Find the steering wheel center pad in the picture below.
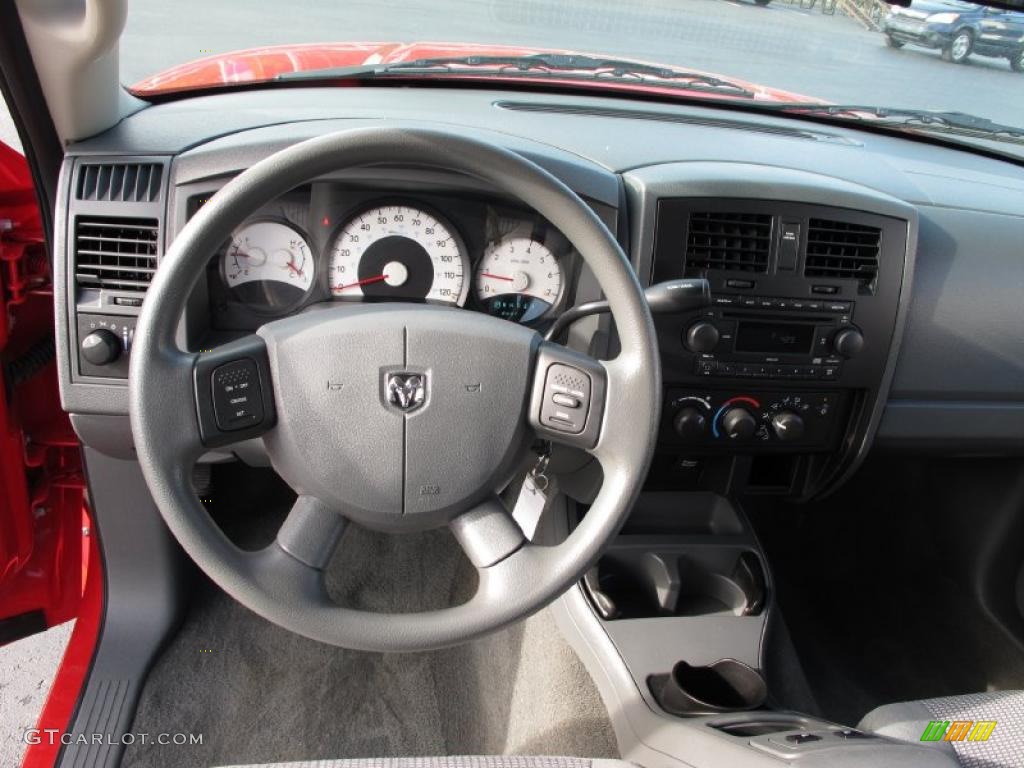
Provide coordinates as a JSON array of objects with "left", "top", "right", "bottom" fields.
[{"left": 261, "top": 303, "right": 537, "bottom": 531}]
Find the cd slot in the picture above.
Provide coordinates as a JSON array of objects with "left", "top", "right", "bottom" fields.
[{"left": 722, "top": 311, "right": 831, "bottom": 324}]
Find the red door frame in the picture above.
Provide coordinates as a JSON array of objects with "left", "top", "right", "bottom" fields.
[{"left": 0, "top": 140, "right": 101, "bottom": 767}]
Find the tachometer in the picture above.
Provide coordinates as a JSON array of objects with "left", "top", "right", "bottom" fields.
[
  {"left": 328, "top": 204, "right": 469, "bottom": 305},
  {"left": 221, "top": 220, "right": 314, "bottom": 313},
  {"left": 474, "top": 236, "right": 563, "bottom": 323}
]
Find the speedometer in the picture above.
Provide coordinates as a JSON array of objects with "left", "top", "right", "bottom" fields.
[{"left": 328, "top": 203, "right": 469, "bottom": 305}]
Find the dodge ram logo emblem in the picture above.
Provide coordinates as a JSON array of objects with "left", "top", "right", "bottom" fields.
[{"left": 386, "top": 373, "right": 426, "bottom": 412}]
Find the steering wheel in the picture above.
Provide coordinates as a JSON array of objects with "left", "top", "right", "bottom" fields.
[{"left": 129, "top": 127, "right": 660, "bottom": 651}]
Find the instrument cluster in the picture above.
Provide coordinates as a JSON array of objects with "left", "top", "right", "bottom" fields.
[{"left": 204, "top": 185, "right": 577, "bottom": 330}]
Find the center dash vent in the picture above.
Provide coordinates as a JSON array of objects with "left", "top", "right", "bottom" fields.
[
  {"left": 685, "top": 212, "right": 772, "bottom": 273},
  {"left": 804, "top": 218, "right": 881, "bottom": 291},
  {"left": 74, "top": 217, "right": 159, "bottom": 293},
  {"left": 76, "top": 162, "right": 163, "bottom": 203}
]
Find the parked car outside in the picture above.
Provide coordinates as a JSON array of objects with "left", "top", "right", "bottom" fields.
[{"left": 883, "top": 0, "right": 1024, "bottom": 70}]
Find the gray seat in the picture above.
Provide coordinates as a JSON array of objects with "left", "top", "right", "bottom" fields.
[
  {"left": 218, "top": 758, "right": 632, "bottom": 768},
  {"left": 860, "top": 690, "right": 1024, "bottom": 768}
]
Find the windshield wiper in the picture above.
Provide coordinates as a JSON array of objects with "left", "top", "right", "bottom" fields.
[
  {"left": 763, "top": 103, "right": 1024, "bottom": 141},
  {"left": 275, "top": 53, "right": 757, "bottom": 97}
]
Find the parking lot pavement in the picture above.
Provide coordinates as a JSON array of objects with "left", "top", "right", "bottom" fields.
[{"left": 0, "top": 621, "right": 74, "bottom": 767}]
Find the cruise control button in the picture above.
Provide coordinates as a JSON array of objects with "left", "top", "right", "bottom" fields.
[
  {"left": 211, "top": 359, "right": 264, "bottom": 431},
  {"left": 552, "top": 393, "right": 581, "bottom": 408},
  {"left": 540, "top": 364, "right": 591, "bottom": 434}
]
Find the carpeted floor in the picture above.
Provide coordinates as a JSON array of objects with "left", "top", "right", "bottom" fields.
[{"left": 123, "top": 467, "right": 617, "bottom": 768}]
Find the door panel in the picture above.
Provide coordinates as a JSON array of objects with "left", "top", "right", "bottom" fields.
[{"left": 0, "top": 139, "right": 87, "bottom": 646}]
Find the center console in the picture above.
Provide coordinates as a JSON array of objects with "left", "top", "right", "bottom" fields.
[
  {"left": 625, "top": 166, "right": 917, "bottom": 499},
  {"left": 546, "top": 165, "right": 933, "bottom": 768}
]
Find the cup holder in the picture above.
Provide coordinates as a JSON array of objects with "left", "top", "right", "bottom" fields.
[
  {"left": 583, "top": 548, "right": 766, "bottom": 620},
  {"left": 583, "top": 554, "right": 662, "bottom": 619},
  {"left": 675, "top": 556, "right": 749, "bottom": 616},
  {"left": 649, "top": 659, "right": 768, "bottom": 716}
]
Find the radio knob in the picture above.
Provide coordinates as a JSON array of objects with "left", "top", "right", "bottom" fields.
[
  {"left": 720, "top": 407, "right": 757, "bottom": 441},
  {"left": 674, "top": 407, "right": 708, "bottom": 440},
  {"left": 770, "top": 410, "right": 805, "bottom": 442},
  {"left": 833, "top": 327, "right": 864, "bottom": 359},
  {"left": 685, "top": 321, "right": 720, "bottom": 353},
  {"left": 80, "top": 328, "right": 121, "bottom": 366}
]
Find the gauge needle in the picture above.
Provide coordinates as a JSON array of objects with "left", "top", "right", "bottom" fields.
[
  {"left": 285, "top": 259, "right": 304, "bottom": 276},
  {"left": 334, "top": 274, "right": 390, "bottom": 291},
  {"left": 480, "top": 272, "right": 514, "bottom": 282}
]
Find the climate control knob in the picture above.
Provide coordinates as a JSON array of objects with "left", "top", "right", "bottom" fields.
[
  {"left": 720, "top": 407, "right": 757, "bottom": 441},
  {"left": 684, "top": 321, "right": 720, "bottom": 354},
  {"left": 80, "top": 329, "right": 121, "bottom": 366},
  {"left": 833, "top": 327, "right": 864, "bottom": 359},
  {"left": 673, "top": 407, "right": 708, "bottom": 440},
  {"left": 770, "top": 410, "right": 805, "bottom": 442}
]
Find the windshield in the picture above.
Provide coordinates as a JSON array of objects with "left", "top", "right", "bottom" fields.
[{"left": 122, "top": 0, "right": 1024, "bottom": 154}]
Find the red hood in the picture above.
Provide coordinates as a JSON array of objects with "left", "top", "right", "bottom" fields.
[{"left": 130, "top": 41, "right": 820, "bottom": 104}]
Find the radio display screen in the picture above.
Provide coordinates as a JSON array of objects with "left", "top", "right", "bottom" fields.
[{"left": 735, "top": 321, "right": 815, "bottom": 355}]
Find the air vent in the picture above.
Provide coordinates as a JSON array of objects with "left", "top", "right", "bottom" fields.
[
  {"left": 76, "top": 163, "right": 163, "bottom": 203},
  {"left": 685, "top": 212, "right": 772, "bottom": 273},
  {"left": 74, "top": 217, "right": 158, "bottom": 292},
  {"left": 805, "top": 218, "right": 881, "bottom": 291}
]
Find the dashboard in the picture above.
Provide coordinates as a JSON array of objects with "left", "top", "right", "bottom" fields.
[{"left": 53, "top": 86, "right": 1024, "bottom": 499}]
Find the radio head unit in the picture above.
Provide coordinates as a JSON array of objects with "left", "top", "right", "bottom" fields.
[{"left": 683, "top": 294, "right": 859, "bottom": 382}]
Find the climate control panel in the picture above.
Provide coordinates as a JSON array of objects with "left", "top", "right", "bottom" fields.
[{"left": 662, "top": 389, "right": 846, "bottom": 452}]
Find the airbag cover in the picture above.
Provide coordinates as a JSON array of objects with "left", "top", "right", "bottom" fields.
[{"left": 259, "top": 304, "right": 536, "bottom": 530}]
